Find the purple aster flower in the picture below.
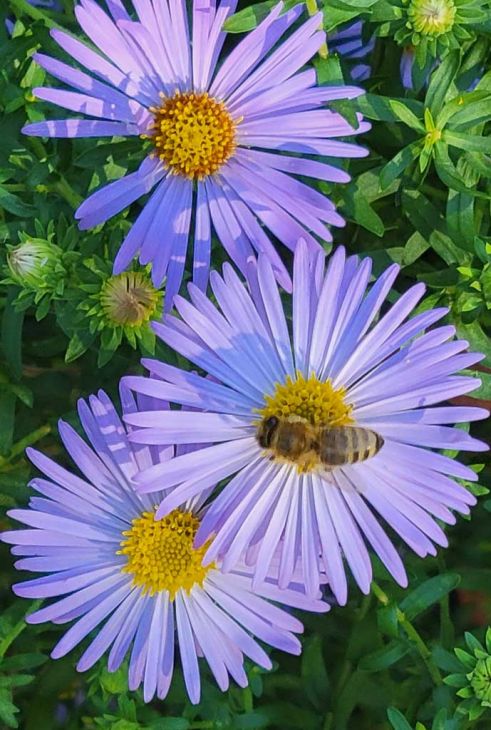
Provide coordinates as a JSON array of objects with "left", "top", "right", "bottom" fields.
[
  {"left": 1, "top": 387, "right": 327, "bottom": 704},
  {"left": 123, "top": 242, "right": 488, "bottom": 604},
  {"left": 22, "top": 0, "right": 369, "bottom": 303},
  {"left": 329, "top": 21, "right": 375, "bottom": 82}
]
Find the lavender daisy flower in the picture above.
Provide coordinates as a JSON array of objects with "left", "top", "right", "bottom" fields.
[
  {"left": 22, "top": 0, "right": 369, "bottom": 302},
  {"left": 124, "top": 242, "right": 488, "bottom": 603},
  {"left": 1, "top": 387, "right": 327, "bottom": 704}
]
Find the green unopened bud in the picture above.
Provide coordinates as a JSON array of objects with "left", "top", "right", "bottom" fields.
[
  {"left": 408, "top": 0, "right": 456, "bottom": 36},
  {"left": 470, "top": 656, "right": 491, "bottom": 707},
  {"left": 7, "top": 239, "right": 63, "bottom": 290}
]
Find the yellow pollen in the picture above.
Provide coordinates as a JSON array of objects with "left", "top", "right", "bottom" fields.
[
  {"left": 149, "top": 91, "right": 237, "bottom": 180},
  {"left": 118, "top": 509, "right": 212, "bottom": 598},
  {"left": 257, "top": 372, "right": 353, "bottom": 428}
]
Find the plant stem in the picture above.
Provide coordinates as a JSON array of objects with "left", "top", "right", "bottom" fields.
[
  {"left": 0, "top": 600, "right": 42, "bottom": 659},
  {"left": 0, "top": 424, "right": 51, "bottom": 468},
  {"left": 53, "top": 176, "right": 84, "bottom": 209},
  {"left": 372, "top": 583, "right": 443, "bottom": 686}
]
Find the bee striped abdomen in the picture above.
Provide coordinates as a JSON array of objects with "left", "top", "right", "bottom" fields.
[{"left": 319, "top": 427, "right": 384, "bottom": 467}]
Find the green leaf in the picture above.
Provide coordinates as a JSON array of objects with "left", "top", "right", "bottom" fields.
[
  {"left": 234, "top": 713, "right": 270, "bottom": 729},
  {"left": 301, "top": 635, "right": 330, "bottom": 710},
  {"left": 389, "top": 100, "right": 425, "bottom": 131},
  {"left": 65, "top": 331, "right": 92, "bottom": 362},
  {"left": 151, "top": 719, "right": 191, "bottom": 730},
  {"left": 443, "top": 673, "right": 467, "bottom": 687},
  {"left": 425, "top": 51, "right": 460, "bottom": 117},
  {"left": 437, "top": 91, "right": 491, "bottom": 129},
  {"left": 357, "top": 94, "right": 423, "bottom": 122},
  {"left": 380, "top": 142, "right": 421, "bottom": 189},
  {"left": 358, "top": 641, "right": 409, "bottom": 671},
  {"left": 443, "top": 129, "right": 491, "bottom": 154},
  {"left": 387, "top": 707, "right": 413, "bottom": 730},
  {"left": 455, "top": 320, "right": 491, "bottom": 366},
  {"left": 434, "top": 143, "right": 489, "bottom": 198},
  {"left": 223, "top": 0, "right": 299, "bottom": 32},
  {"left": 1, "top": 289, "right": 24, "bottom": 380},
  {"left": 399, "top": 574, "right": 460, "bottom": 621},
  {"left": 0, "top": 688, "right": 18, "bottom": 729},
  {"left": 0, "top": 390, "right": 16, "bottom": 456},
  {"left": 0, "top": 186, "right": 35, "bottom": 217}
]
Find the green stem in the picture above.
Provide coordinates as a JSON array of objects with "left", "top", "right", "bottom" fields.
[
  {"left": 53, "top": 176, "right": 84, "bottom": 210},
  {"left": 0, "top": 600, "right": 42, "bottom": 660},
  {"left": 305, "top": 0, "right": 328, "bottom": 58},
  {"left": 8, "top": 0, "right": 64, "bottom": 29},
  {"left": 372, "top": 583, "right": 442, "bottom": 686},
  {"left": 242, "top": 686, "right": 253, "bottom": 713},
  {"left": 0, "top": 424, "right": 51, "bottom": 468}
]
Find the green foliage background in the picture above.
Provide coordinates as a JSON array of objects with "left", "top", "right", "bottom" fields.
[{"left": 0, "top": 0, "right": 490, "bottom": 728}]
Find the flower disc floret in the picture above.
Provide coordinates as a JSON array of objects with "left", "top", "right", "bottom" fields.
[
  {"left": 258, "top": 372, "right": 352, "bottom": 427},
  {"left": 408, "top": 0, "right": 456, "bottom": 36},
  {"left": 149, "top": 91, "right": 237, "bottom": 180},
  {"left": 120, "top": 508, "right": 210, "bottom": 598}
]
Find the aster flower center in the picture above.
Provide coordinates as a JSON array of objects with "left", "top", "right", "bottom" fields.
[
  {"left": 256, "top": 373, "right": 353, "bottom": 472},
  {"left": 408, "top": 0, "right": 456, "bottom": 36},
  {"left": 119, "top": 509, "right": 211, "bottom": 598},
  {"left": 149, "top": 91, "right": 237, "bottom": 180},
  {"left": 100, "top": 272, "right": 160, "bottom": 327}
]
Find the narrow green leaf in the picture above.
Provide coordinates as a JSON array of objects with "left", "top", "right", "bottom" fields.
[
  {"left": 223, "top": 0, "right": 299, "bottom": 32},
  {"left": 400, "top": 573, "right": 460, "bottom": 621},
  {"left": 426, "top": 51, "right": 460, "bottom": 117},
  {"left": 358, "top": 641, "right": 409, "bottom": 671},
  {"left": 389, "top": 100, "right": 425, "bottom": 131},
  {"left": 380, "top": 142, "right": 421, "bottom": 189},
  {"left": 444, "top": 130, "right": 491, "bottom": 154},
  {"left": 387, "top": 707, "right": 413, "bottom": 730}
]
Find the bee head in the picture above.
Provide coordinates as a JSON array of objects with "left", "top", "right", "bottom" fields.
[{"left": 257, "top": 416, "right": 279, "bottom": 448}]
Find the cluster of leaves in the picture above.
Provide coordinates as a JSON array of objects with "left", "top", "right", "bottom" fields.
[{"left": 0, "top": 0, "right": 490, "bottom": 728}]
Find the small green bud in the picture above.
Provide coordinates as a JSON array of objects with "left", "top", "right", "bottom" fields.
[
  {"left": 408, "top": 0, "right": 456, "bottom": 37},
  {"left": 470, "top": 656, "right": 491, "bottom": 707},
  {"left": 7, "top": 239, "right": 63, "bottom": 290}
]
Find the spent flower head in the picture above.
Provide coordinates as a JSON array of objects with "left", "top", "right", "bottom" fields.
[
  {"left": 72, "top": 259, "right": 163, "bottom": 366},
  {"left": 444, "top": 628, "right": 491, "bottom": 721}
]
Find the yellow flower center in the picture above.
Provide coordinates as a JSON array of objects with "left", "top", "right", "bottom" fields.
[
  {"left": 258, "top": 372, "right": 352, "bottom": 427},
  {"left": 256, "top": 373, "right": 353, "bottom": 473},
  {"left": 149, "top": 91, "right": 237, "bottom": 180},
  {"left": 408, "top": 0, "right": 456, "bottom": 36},
  {"left": 119, "top": 509, "right": 212, "bottom": 598},
  {"left": 100, "top": 272, "right": 160, "bottom": 328}
]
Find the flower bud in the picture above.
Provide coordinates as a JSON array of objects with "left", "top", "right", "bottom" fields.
[{"left": 7, "top": 240, "right": 63, "bottom": 290}]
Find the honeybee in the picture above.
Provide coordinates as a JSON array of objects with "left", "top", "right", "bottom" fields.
[{"left": 256, "top": 415, "right": 384, "bottom": 470}]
